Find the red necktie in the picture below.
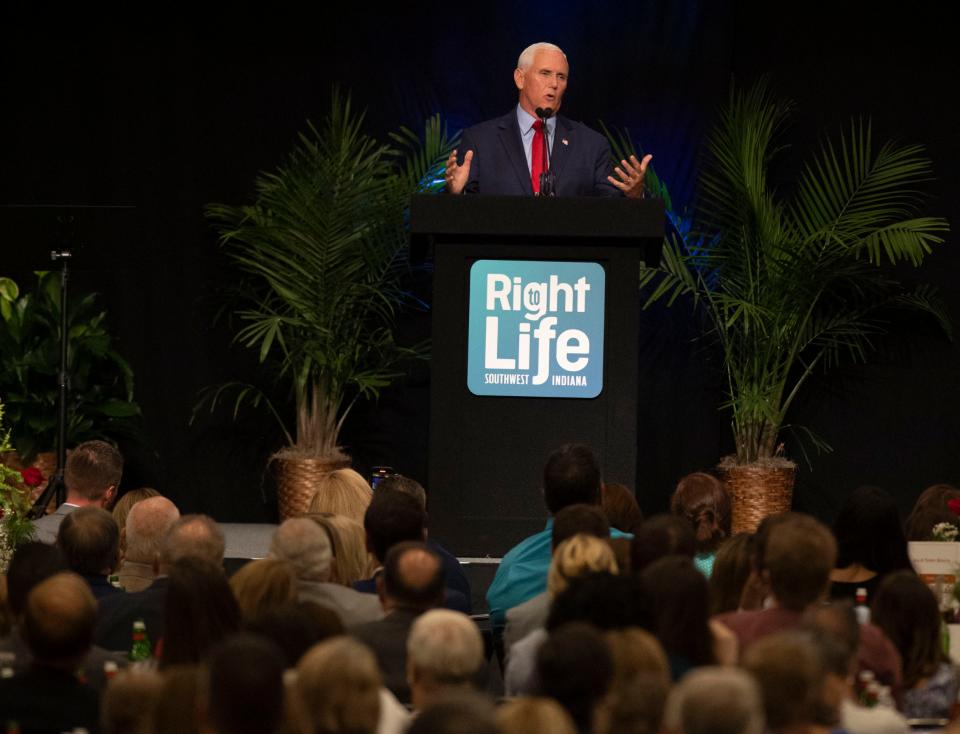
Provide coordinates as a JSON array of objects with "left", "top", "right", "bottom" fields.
[{"left": 531, "top": 119, "right": 547, "bottom": 195}]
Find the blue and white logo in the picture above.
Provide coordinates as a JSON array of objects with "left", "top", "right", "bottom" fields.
[{"left": 467, "top": 260, "right": 605, "bottom": 398}]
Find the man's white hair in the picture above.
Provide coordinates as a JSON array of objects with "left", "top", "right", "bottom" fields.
[
  {"left": 125, "top": 496, "right": 180, "bottom": 564},
  {"left": 269, "top": 518, "right": 331, "bottom": 584},
  {"left": 663, "top": 666, "right": 765, "bottom": 734},
  {"left": 407, "top": 609, "right": 484, "bottom": 684},
  {"left": 517, "top": 42, "right": 567, "bottom": 71}
]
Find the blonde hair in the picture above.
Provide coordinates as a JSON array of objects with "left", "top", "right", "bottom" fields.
[
  {"left": 101, "top": 669, "right": 163, "bottom": 734},
  {"left": 498, "top": 697, "right": 577, "bottom": 734},
  {"left": 605, "top": 628, "right": 671, "bottom": 734},
  {"left": 547, "top": 533, "right": 618, "bottom": 597},
  {"left": 308, "top": 469, "right": 373, "bottom": 524},
  {"left": 112, "top": 487, "right": 160, "bottom": 529},
  {"left": 308, "top": 513, "right": 376, "bottom": 586},
  {"left": 229, "top": 558, "right": 298, "bottom": 619},
  {"left": 296, "top": 637, "right": 381, "bottom": 734}
]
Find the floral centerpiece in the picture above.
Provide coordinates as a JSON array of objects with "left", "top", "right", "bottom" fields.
[{"left": 0, "top": 399, "right": 36, "bottom": 571}]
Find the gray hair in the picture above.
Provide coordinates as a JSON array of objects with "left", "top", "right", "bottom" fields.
[
  {"left": 159, "top": 514, "right": 225, "bottom": 567},
  {"left": 663, "top": 666, "right": 764, "bottom": 734},
  {"left": 125, "top": 496, "right": 180, "bottom": 564},
  {"left": 406, "top": 609, "right": 484, "bottom": 684},
  {"left": 269, "top": 518, "right": 332, "bottom": 584},
  {"left": 517, "top": 42, "right": 567, "bottom": 71}
]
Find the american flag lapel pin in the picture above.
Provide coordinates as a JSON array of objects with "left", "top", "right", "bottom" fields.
[{"left": 562, "top": 138, "right": 569, "bottom": 146}]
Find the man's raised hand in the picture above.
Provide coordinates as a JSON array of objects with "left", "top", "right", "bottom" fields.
[
  {"left": 445, "top": 149, "right": 474, "bottom": 195},
  {"left": 607, "top": 153, "right": 653, "bottom": 199}
]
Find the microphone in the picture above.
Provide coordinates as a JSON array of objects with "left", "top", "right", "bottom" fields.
[
  {"left": 534, "top": 108, "right": 555, "bottom": 196},
  {"left": 534, "top": 107, "right": 554, "bottom": 119}
]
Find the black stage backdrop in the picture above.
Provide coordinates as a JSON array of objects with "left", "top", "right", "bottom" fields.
[{"left": 1, "top": 4, "right": 957, "bottom": 549}]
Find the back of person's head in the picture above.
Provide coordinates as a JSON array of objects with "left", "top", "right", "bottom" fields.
[
  {"left": 207, "top": 635, "right": 287, "bottom": 734},
  {"left": 296, "top": 636, "right": 381, "bottom": 734},
  {"left": 407, "top": 609, "right": 484, "bottom": 687},
  {"left": 543, "top": 444, "right": 602, "bottom": 514},
  {"left": 537, "top": 622, "right": 613, "bottom": 732},
  {"left": 308, "top": 468, "right": 373, "bottom": 524},
  {"left": 229, "top": 558, "right": 298, "bottom": 620},
  {"left": 151, "top": 664, "right": 204, "bottom": 734},
  {"left": 243, "top": 601, "right": 344, "bottom": 668},
  {"left": 547, "top": 533, "right": 618, "bottom": 597},
  {"left": 905, "top": 504, "right": 960, "bottom": 541},
  {"left": 5, "top": 541, "right": 67, "bottom": 618},
  {"left": 833, "top": 485, "right": 912, "bottom": 575},
  {"left": 125, "top": 495, "right": 180, "bottom": 565},
  {"left": 551, "top": 503, "right": 610, "bottom": 550},
  {"left": 377, "top": 474, "right": 428, "bottom": 510},
  {"left": 101, "top": 669, "right": 163, "bottom": 734},
  {"left": 22, "top": 571, "right": 97, "bottom": 667},
  {"left": 159, "top": 514, "right": 225, "bottom": 567},
  {"left": 670, "top": 472, "right": 731, "bottom": 555},
  {"left": 605, "top": 628, "right": 671, "bottom": 734},
  {"left": 382, "top": 541, "right": 444, "bottom": 610},
  {"left": 601, "top": 482, "right": 644, "bottom": 535},
  {"left": 871, "top": 569, "right": 943, "bottom": 688},
  {"left": 641, "top": 555, "right": 715, "bottom": 668},
  {"left": 64, "top": 439, "right": 124, "bottom": 502},
  {"left": 364, "top": 490, "right": 426, "bottom": 563},
  {"left": 741, "top": 631, "right": 825, "bottom": 732},
  {"left": 407, "top": 692, "right": 500, "bottom": 734},
  {"left": 800, "top": 606, "right": 860, "bottom": 726},
  {"left": 112, "top": 487, "right": 161, "bottom": 529},
  {"left": 764, "top": 513, "right": 836, "bottom": 610},
  {"left": 270, "top": 517, "right": 332, "bottom": 583},
  {"left": 709, "top": 533, "right": 754, "bottom": 615},
  {"left": 308, "top": 513, "right": 372, "bottom": 586},
  {"left": 497, "top": 697, "right": 577, "bottom": 734},
  {"left": 663, "top": 666, "right": 765, "bottom": 734},
  {"left": 631, "top": 513, "right": 696, "bottom": 572},
  {"left": 161, "top": 556, "right": 240, "bottom": 669},
  {"left": 57, "top": 505, "right": 120, "bottom": 575},
  {"left": 547, "top": 572, "right": 649, "bottom": 632},
  {"left": 910, "top": 482, "right": 960, "bottom": 514}
]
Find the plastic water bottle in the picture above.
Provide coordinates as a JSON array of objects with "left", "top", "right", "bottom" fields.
[{"left": 855, "top": 587, "right": 870, "bottom": 624}]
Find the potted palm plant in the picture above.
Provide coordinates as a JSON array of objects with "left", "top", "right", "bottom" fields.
[
  {"left": 204, "top": 91, "right": 455, "bottom": 518},
  {"left": 633, "top": 80, "right": 949, "bottom": 531}
]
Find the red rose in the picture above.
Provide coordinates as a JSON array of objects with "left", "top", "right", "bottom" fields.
[
  {"left": 948, "top": 499, "right": 960, "bottom": 516},
  {"left": 20, "top": 466, "right": 44, "bottom": 487}
]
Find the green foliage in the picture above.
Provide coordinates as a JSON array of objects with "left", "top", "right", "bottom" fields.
[
  {"left": 0, "top": 399, "right": 35, "bottom": 551},
  {"left": 636, "top": 79, "right": 950, "bottom": 464},
  {"left": 0, "top": 272, "right": 141, "bottom": 462},
  {"left": 204, "top": 90, "right": 457, "bottom": 458}
]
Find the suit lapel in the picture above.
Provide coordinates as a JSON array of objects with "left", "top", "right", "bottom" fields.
[
  {"left": 549, "top": 116, "right": 573, "bottom": 189},
  {"left": 497, "top": 112, "right": 533, "bottom": 195}
]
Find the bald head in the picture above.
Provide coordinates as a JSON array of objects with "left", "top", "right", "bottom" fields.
[
  {"left": 270, "top": 518, "right": 332, "bottom": 583},
  {"left": 23, "top": 572, "right": 97, "bottom": 668},
  {"left": 159, "top": 514, "right": 225, "bottom": 569},
  {"left": 126, "top": 496, "right": 180, "bottom": 564},
  {"left": 383, "top": 541, "right": 444, "bottom": 611}
]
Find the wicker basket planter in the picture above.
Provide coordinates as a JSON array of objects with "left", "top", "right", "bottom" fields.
[
  {"left": 272, "top": 451, "right": 351, "bottom": 521},
  {"left": 718, "top": 457, "right": 796, "bottom": 534}
]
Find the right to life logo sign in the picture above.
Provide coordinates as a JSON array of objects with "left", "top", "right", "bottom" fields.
[{"left": 466, "top": 260, "right": 605, "bottom": 398}]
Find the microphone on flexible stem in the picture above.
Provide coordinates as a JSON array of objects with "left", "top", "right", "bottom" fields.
[{"left": 534, "top": 107, "right": 555, "bottom": 197}]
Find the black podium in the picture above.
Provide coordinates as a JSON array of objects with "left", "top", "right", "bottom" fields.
[{"left": 411, "top": 195, "right": 664, "bottom": 557}]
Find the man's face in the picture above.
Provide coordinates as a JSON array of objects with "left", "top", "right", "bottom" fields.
[{"left": 514, "top": 49, "right": 569, "bottom": 116}]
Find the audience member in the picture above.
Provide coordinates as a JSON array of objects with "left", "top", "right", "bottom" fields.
[
  {"left": 308, "top": 512, "right": 376, "bottom": 585},
  {"left": 295, "top": 637, "right": 382, "bottom": 734},
  {"left": 407, "top": 692, "right": 500, "bottom": 734},
  {"left": 0, "top": 572, "right": 101, "bottom": 732},
  {"left": 243, "top": 601, "right": 344, "bottom": 667},
  {"left": 269, "top": 517, "right": 383, "bottom": 626},
  {"left": 670, "top": 471, "right": 732, "bottom": 577},
  {"left": 872, "top": 570, "right": 958, "bottom": 720},
  {"left": 228, "top": 557, "right": 298, "bottom": 619},
  {"left": 406, "top": 608, "right": 485, "bottom": 710},
  {"left": 906, "top": 483, "right": 960, "bottom": 540},
  {"left": 34, "top": 439, "right": 123, "bottom": 543},
  {"left": 101, "top": 668, "right": 163, "bottom": 734},
  {"left": 118, "top": 495, "right": 180, "bottom": 592},
  {"left": 151, "top": 664, "right": 204, "bottom": 734},
  {"left": 601, "top": 482, "right": 644, "bottom": 535},
  {"left": 662, "top": 666, "right": 765, "bottom": 734},
  {"left": 160, "top": 556, "right": 240, "bottom": 668},
  {"left": 630, "top": 513, "right": 696, "bottom": 573},
  {"left": 378, "top": 473, "right": 472, "bottom": 609},
  {"left": 605, "top": 628, "right": 672, "bottom": 734},
  {"left": 97, "top": 513, "right": 226, "bottom": 651},
  {"left": 204, "top": 635, "right": 287, "bottom": 734},
  {"left": 497, "top": 696, "right": 577, "bottom": 734},
  {"left": 308, "top": 467, "right": 373, "bottom": 523},
  {"left": 537, "top": 622, "right": 613, "bottom": 733},
  {"left": 111, "top": 486, "right": 161, "bottom": 530},
  {"left": 709, "top": 533, "right": 754, "bottom": 615},
  {"left": 830, "top": 486, "right": 913, "bottom": 602},
  {"left": 56, "top": 505, "right": 123, "bottom": 599},
  {"left": 487, "top": 443, "right": 630, "bottom": 627},
  {"left": 351, "top": 541, "right": 446, "bottom": 703}
]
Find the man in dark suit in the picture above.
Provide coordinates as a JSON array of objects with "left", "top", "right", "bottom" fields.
[
  {"left": 350, "top": 541, "right": 446, "bottom": 704},
  {"left": 444, "top": 42, "right": 651, "bottom": 198}
]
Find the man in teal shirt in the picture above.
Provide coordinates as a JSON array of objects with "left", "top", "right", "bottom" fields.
[{"left": 485, "top": 444, "right": 631, "bottom": 627}]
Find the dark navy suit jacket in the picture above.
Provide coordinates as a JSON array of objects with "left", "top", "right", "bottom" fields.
[{"left": 457, "top": 110, "right": 620, "bottom": 198}]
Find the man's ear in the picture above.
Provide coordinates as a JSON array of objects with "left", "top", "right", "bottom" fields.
[
  {"left": 376, "top": 572, "right": 387, "bottom": 606},
  {"left": 514, "top": 67, "right": 525, "bottom": 91},
  {"left": 119, "top": 527, "right": 127, "bottom": 555},
  {"left": 101, "top": 485, "right": 117, "bottom": 508}
]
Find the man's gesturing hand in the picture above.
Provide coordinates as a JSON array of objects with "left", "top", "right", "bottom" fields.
[
  {"left": 445, "top": 149, "right": 474, "bottom": 195},
  {"left": 607, "top": 153, "right": 653, "bottom": 199}
]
